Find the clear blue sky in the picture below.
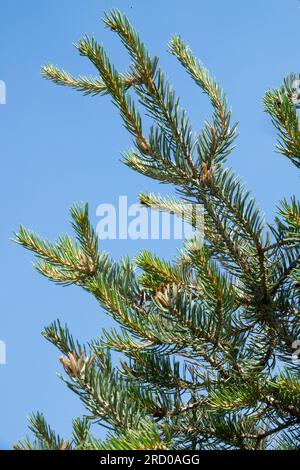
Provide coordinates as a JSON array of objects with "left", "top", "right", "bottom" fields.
[{"left": 1, "top": 0, "right": 299, "bottom": 449}]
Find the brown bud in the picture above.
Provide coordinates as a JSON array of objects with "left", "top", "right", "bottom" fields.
[
  {"left": 59, "top": 351, "right": 86, "bottom": 378},
  {"left": 78, "top": 252, "right": 97, "bottom": 276},
  {"left": 275, "top": 96, "right": 281, "bottom": 107},
  {"left": 59, "top": 440, "right": 72, "bottom": 451},
  {"left": 200, "top": 162, "right": 214, "bottom": 187},
  {"left": 13, "top": 443, "right": 23, "bottom": 451},
  {"left": 138, "top": 136, "right": 151, "bottom": 154},
  {"left": 152, "top": 406, "right": 167, "bottom": 418},
  {"left": 155, "top": 291, "right": 170, "bottom": 309}
]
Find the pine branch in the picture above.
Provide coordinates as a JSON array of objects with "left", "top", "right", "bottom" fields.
[
  {"left": 263, "top": 75, "right": 300, "bottom": 169},
  {"left": 169, "top": 35, "right": 238, "bottom": 166},
  {"left": 15, "top": 9, "right": 300, "bottom": 450},
  {"left": 42, "top": 64, "right": 137, "bottom": 96}
]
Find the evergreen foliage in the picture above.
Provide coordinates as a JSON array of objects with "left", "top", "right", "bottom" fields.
[{"left": 15, "top": 11, "right": 300, "bottom": 450}]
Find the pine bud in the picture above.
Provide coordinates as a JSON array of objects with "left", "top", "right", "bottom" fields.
[
  {"left": 155, "top": 291, "right": 170, "bottom": 309},
  {"left": 152, "top": 406, "right": 167, "bottom": 418},
  {"left": 59, "top": 441, "right": 72, "bottom": 450},
  {"left": 200, "top": 162, "right": 214, "bottom": 187},
  {"left": 59, "top": 351, "right": 86, "bottom": 378},
  {"left": 275, "top": 96, "right": 281, "bottom": 108},
  {"left": 138, "top": 136, "right": 151, "bottom": 154}
]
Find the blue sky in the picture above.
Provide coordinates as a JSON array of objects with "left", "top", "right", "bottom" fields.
[{"left": 1, "top": 0, "right": 299, "bottom": 449}]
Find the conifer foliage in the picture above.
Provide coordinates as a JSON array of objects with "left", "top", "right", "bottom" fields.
[{"left": 15, "top": 11, "right": 300, "bottom": 450}]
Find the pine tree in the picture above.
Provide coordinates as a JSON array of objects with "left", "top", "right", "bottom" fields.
[{"left": 14, "top": 11, "right": 300, "bottom": 450}]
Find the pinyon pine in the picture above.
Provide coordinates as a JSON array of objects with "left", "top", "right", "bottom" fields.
[{"left": 14, "top": 11, "right": 300, "bottom": 450}]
